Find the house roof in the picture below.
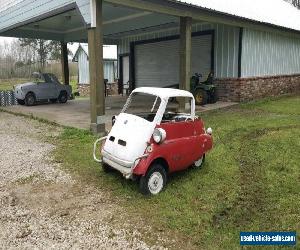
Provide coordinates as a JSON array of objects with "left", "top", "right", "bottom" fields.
[
  {"left": 73, "top": 44, "right": 117, "bottom": 62},
  {"left": 172, "top": 0, "right": 300, "bottom": 32}
]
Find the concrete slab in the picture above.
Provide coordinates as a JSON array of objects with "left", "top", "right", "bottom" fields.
[{"left": 1, "top": 96, "right": 237, "bottom": 130}]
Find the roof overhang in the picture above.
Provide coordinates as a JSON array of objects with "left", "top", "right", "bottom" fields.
[{"left": 0, "top": 0, "right": 299, "bottom": 43}]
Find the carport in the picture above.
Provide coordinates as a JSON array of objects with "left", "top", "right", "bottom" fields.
[
  {"left": 0, "top": 0, "right": 199, "bottom": 134},
  {"left": 2, "top": 0, "right": 295, "bottom": 134},
  {"left": 0, "top": 0, "right": 209, "bottom": 134}
]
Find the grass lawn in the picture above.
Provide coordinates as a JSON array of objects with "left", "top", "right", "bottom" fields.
[
  {"left": 0, "top": 78, "right": 30, "bottom": 91},
  {"left": 0, "top": 77, "right": 78, "bottom": 93},
  {"left": 53, "top": 95, "right": 300, "bottom": 249}
]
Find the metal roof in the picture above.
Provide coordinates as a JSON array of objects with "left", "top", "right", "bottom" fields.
[
  {"left": 0, "top": 0, "right": 299, "bottom": 42},
  {"left": 171, "top": 0, "right": 300, "bottom": 32}
]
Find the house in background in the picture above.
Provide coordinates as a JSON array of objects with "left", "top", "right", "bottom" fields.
[{"left": 73, "top": 44, "right": 117, "bottom": 95}]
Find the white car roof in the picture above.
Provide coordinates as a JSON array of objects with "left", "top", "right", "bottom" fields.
[{"left": 132, "top": 87, "right": 194, "bottom": 99}]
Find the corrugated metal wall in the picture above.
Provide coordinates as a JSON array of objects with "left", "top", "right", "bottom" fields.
[
  {"left": 78, "top": 49, "right": 89, "bottom": 84},
  {"left": 0, "top": 0, "right": 90, "bottom": 31},
  {"left": 0, "top": 0, "right": 71, "bottom": 31},
  {"left": 77, "top": 49, "right": 116, "bottom": 84},
  {"left": 118, "top": 23, "right": 240, "bottom": 78},
  {"left": 242, "top": 28, "right": 300, "bottom": 77},
  {"left": 103, "top": 61, "right": 117, "bottom": 83}
]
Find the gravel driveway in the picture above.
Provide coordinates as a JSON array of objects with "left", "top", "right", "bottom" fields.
[{"left": 0, "top": 112, "right": 168, "bottom": 250}]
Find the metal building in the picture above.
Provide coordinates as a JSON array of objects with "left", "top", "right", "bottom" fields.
[
  {"left": 72, "top": 44, "right": 117, "bottom": 84},
  {"left": 0, "top": 0, "right": 299, "bottom": 134}
]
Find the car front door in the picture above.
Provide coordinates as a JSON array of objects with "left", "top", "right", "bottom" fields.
[
  {"left": 35, "top": 82, "right": 56, "bottom": 99},
  {"left": 159, "top": 121, "right": 198, "bottom": 171}
]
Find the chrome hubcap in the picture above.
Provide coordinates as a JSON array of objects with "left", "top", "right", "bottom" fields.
[
  {"left": 28, "top": 96, "right": 34, "bottom": 105},
  {"left": 148, "top": 172, "right": 163, "bottom": 195}
]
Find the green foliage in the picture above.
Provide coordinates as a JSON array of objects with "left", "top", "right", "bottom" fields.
[
  {"left": 18, "top": 39, "right": 73, "bottom": 69},
  {"left": 53, "top": 95, "right": 300, "bottom": 249}
]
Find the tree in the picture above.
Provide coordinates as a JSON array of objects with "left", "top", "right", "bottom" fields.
[
  {"left": 19, "top": 39, "right": 73, "bottom": 70},
  {"left": 48, "top": 41, "right": 73, "bottom": 61},
  {"left": 19, "top": 39, "right": 58, "bottom": 70}
]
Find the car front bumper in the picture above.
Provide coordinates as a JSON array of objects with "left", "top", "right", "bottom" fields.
[
  {"left": 14, "top": 89, "right": 25, "bottom": 100},
  {"left": 102, "top": 149, "right": 148, "bottom": 179},
  {"left": 93, "top": 137, "right": 148, "bottom": 179}
]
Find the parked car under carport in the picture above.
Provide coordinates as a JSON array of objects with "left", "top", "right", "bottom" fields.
[{"left": 14, "top": 73, "right": 72, "bottom": 106}]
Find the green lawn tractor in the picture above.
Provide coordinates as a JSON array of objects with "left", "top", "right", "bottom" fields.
[{"left": 191, "top": 72, "right": 218, "bottom": 105}]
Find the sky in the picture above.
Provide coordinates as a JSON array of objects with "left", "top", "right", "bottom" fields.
[
  {"left": 0, "top": 36, "right": 80, "bottom": 55},
  {"left": 0, "top": 36, "right": 118, "bottom": 59}
]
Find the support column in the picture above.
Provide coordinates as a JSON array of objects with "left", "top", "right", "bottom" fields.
[
  {"left": 88, "top": 0, "right": 105, "bottom": 135},
  {"left": 60, "top": 41, "right": 69, "bottom": 85},
  {"left": 179, "top": 16, "right": 192, "bottom": 110}
]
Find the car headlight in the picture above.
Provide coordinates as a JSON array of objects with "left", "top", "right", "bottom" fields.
[
  {"left": 206, "top": 127, "right": 213, "bottom": 135},
  {"left": 153, "top": 128, "right": 166, "bottom": 144}
]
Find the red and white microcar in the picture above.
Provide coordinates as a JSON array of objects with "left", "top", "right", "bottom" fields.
[{"left": 94, "top": 87, "right": 213, "bottom": 195}]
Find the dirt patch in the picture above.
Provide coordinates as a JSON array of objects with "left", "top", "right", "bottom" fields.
[{"left": 0, "top": 112, "right": 168, "bottom": 249}]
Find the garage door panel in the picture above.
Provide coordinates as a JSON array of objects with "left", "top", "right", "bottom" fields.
[
  {"left": 135, "top": 34, "right": 212, "bottom": 88},
  {"left": 135, "top": 40, "right": 180, "bottom": 87},
  {"left": 191, "top": 36, "right": 212, "bottom": 79}
]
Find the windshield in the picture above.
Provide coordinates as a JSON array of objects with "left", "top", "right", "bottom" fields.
[
  {"left": 31, "top": 73, "right": 45, "bottom": 83},
  {"left": 43, "top": 74, "right": 60, "bottom": 83},
  {"left": 122, "top": 93, "right": 161, "bottom": 122}
]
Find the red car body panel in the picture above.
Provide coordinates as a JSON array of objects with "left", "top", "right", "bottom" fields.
[{"left": 133, "top": 118, "right": 213, "bottom": 176}]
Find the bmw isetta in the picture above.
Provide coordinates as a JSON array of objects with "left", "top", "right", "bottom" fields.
[{"left": 93, "top": 87, "right": 213, "bottom": 195}]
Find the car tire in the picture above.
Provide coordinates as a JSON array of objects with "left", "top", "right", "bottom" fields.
[
  {"left": 102, "top": 163, "right": 113, "bottom": 173},
  {"left": 193, "top": 154, "right": 205, "bottom": 168},
  {"left": 50, "top": 98, "right": 57, "bottom": 103},
  {"left": 194, "top": 89, "right": 208, "bottom": 105},
  {"left": 139, "top": 164, "right": 167, "bottom": 195},
  {"left": 58, "top": 91, "right": 68, "bottom": 104},
  {"left": 24, "top": 93, "right": 36, "bottom": 106},
  {"left": 17, "top": 99, "right": 25, "bottom": 105}
]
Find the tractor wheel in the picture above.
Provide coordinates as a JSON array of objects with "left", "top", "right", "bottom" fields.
[
  {"left": 194, "top": 89, "right": 208, "bottom": 105},
  {"left": 139, "top": 164, "right": 167, "bottom": 195}
]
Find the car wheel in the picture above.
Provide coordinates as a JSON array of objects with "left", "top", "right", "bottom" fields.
[
  {"left": 194, "top": 89, "right": 208, "bottom": 105},
  {"left": 139, "top": 164, "right": 167, "bottom": 195},
  {"left": 17, "top": 99, "right": 25, "bottom": 105},
  {"left": 194, "top": 154, "right": 205, "bottom": 168},
  {"left": 50, "top": 98, "right": 57, "bottom": 103},
  {"left": 25, "top": 93, "right": 36, "bottom": 106},
  {"left": 102, "top": 163, "right": 113, "bottom": 173},
  {"left": 58, "top": 91, "right": 68, "bottom": 103}
]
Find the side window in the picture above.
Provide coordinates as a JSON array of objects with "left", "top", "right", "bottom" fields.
[
  {"left": 164, "top": 97, "right": 192, "bottom": 116},
  {"left": 31, "top": 74, "right": 46, "bottom": 84},
  {"left": 162, "top": 97, "right": 193, "bottom": 123}
]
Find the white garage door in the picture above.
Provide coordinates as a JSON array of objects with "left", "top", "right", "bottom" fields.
[{"left": 135, "top": 34, "right": 212, "bottom": 88}]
